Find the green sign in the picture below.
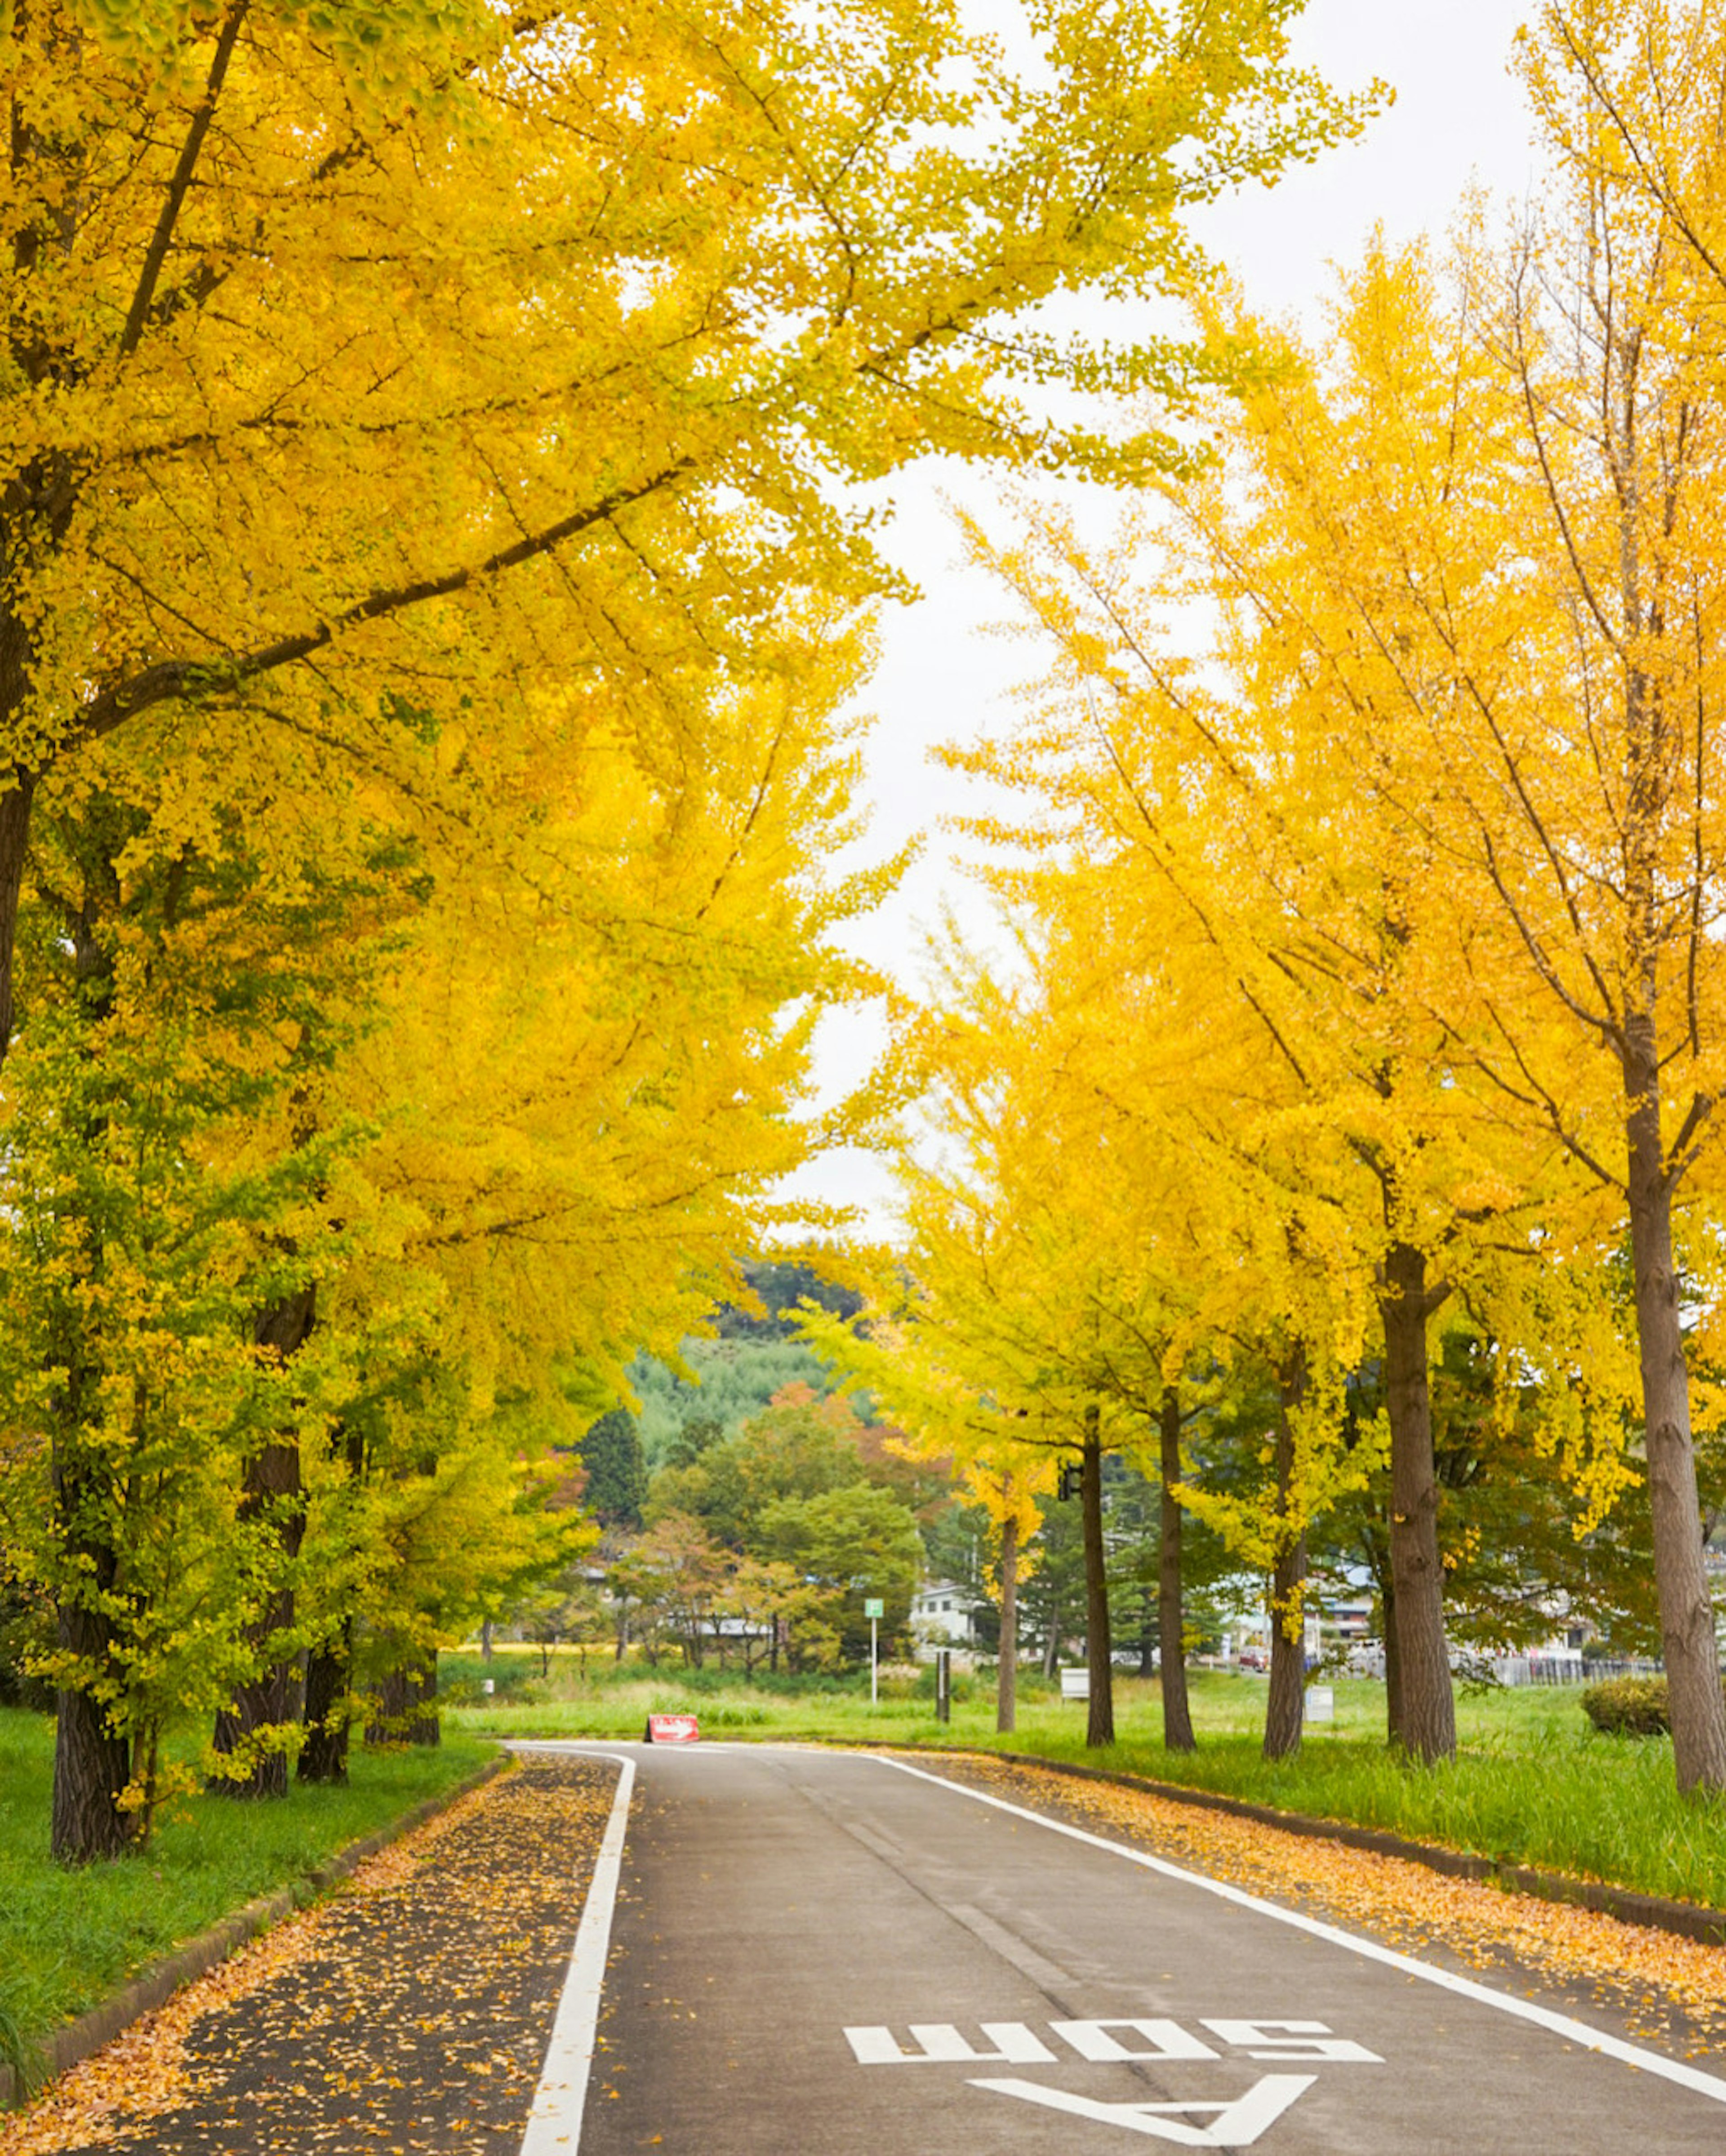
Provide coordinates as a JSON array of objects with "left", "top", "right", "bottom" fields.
[{"left": 863, "top": 1597, "right": 885, "bottom": 1619}]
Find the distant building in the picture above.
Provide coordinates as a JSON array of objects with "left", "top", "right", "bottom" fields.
[{"left": 911, "top": 1579, "right": 979, "bottom": 1650}]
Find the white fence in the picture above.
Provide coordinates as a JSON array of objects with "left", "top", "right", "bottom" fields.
[{"left": 1489, "top": 1653, "right": 1662, "bottom": 1687}]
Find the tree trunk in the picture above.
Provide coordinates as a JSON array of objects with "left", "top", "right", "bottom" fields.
[
  {"left": 45, "top": 842, "right": 133, "bottom": 1863},
  {"left": 1263, "top": 1360, "right": 1307, "bottom": 1763},
  {"left": 480, "top": 1618, "right": 493, "bottom": 1662},
  {"left": 298, "top": 1619, "right": 353, "bottom": 1785},
  {"left": 49, "top": 1488, "right": 133, "bottom": 1867},
  {"left": 49, "top": 1434, "right": 134, "bottom": 1864},
  {"left": 1624, "top": 1023, "right": 1726, "bottom": 1791},
  {"left": 366, "top": 1654, "right": 440, "bottom": 1747},
  {"left": 299, "top": 1425, "right": 363, "bottom": 1784},
  {"left": 212, "top": 1438, "right": 306, "bottom": 1798},
  {"left": 996, "top": 1511, "right": 1018, "bottom": 1736},
  {"left": 1081, "top": 1407, "right": 1114, "bottom": 1748},
  {"left": 51, "top": 1678, "right": 133, "bottom": 1866},
  {"left": 0, "top": 771, "right": 36, "bottom": 1065},
  {"left": 1379, "top": 1240, "right": 1455, "bottom": 1763},
  {"left": 406, "top": 1654, "right": 440, "bottom": 1745},
  {"left": 1041, "top": 1612, "right": 1060, "bottom": 1681},
  {"left": 1157, "top": 1387, "right": 1196, "bottom": 1753},
  {"left": 214, "top": 1286, "right": 317, "bottom": 1796}
]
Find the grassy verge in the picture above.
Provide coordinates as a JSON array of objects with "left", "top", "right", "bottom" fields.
[
  {"left": 0, "top": 1709, "right": 495, "bottom": 2062},
  {"left": 445, "top": 1649, "right": 1726, "bottom": 1912}
]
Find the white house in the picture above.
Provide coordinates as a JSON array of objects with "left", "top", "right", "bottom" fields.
[{"left": 911, "top": 1579, "right": 979, "bottom": 1650}]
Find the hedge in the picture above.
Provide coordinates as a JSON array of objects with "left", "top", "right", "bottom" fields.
[{"left": 1578, "top": 1674, "right": 1726, "bottom": 1737}]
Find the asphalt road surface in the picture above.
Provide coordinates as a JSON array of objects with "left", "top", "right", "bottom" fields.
[{"left": 532, "top": 1739, "right": 1726, "bottom": 2156}]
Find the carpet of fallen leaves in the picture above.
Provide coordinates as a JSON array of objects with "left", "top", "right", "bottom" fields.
[
  {"left": 915, "top": 1754, "right": 1726, "bottom": 2063},
  {"left": 0, "top": 1756, "right": 617, "bottom": 2156}
]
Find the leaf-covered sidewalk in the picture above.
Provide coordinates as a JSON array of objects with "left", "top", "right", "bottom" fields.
[{"left": 0, "top": 1756, "right": 616, "bottom": 2156}]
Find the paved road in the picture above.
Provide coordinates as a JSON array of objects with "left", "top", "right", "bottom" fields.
[{"left": 551, "top": 1741, "right": 1726, "bottom": 2155}]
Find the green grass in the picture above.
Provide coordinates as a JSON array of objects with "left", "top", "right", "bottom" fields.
[
  {"left": 446, "top": 1649, "right": 1726, "bottom": 1912},
  {"left": 0, "top": 1710, "right": 495, "bottom": 2069}
]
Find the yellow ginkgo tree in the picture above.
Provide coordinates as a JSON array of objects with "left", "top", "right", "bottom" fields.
[{"left": 0, "top": 0, "right": 1367, "bottom": 1061}]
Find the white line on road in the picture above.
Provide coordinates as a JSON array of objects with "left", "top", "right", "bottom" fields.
[
  {"left": 519, "top": 1751, "right": 636, "bottom": 2156},
  {"left": 872, "top": 1753, "right": 1726, "bottom": 2109}
]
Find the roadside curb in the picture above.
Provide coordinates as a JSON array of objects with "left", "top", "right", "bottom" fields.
[
  {"left": 915, "top": 1746, "right": 1726, "bottom": 1949},
  {"left": 0, "top": 1751, "right": 510, "bottom": 2112}
]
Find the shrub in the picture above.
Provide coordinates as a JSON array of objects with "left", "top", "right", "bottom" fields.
[
  {"left": 0, "top": 1569, "right": 53, "bottom": 1712},
  {"left": 1581, "top": 1676, "right": 1671, "bottom": 1736}
]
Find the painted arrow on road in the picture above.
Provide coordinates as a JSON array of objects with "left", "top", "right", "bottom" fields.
[{"left": 970, "top": 2072, "right": 1316, "bottom": 2146}]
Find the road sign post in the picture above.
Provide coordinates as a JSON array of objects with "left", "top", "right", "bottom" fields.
[{"left": 865, "top": 1596, "right": 885, "bottom": 1704}]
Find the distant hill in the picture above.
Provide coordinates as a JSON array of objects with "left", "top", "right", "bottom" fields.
[
  {"left": 626, "top": 1258, "right": 866, "bottom": 1466},
  {"left": 708, "top": 1257, "right": 863, "bottom": 1341}
]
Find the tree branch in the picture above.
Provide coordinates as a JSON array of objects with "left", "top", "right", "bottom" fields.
[
  {"left": 76, "top": 458, "right": 695, "bottom": 742},
  {"left": 118, "top": 3, "right": 250, "bottom": 360}
]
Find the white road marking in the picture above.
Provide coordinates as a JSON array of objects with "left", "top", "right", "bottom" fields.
[
  {"left": 846, "top": 2021, "right": 1059, "bottom": 2063},
  {"left": 518, "top": 1752, "right": 636, "bottom": 2156},
  {"left": 1200, "top": 2018, "right": 1381, "bottom": 2063},
  {"left": 845, "top": 2014, "right": 1376, "bottom": 2067},
  {"left": 970, "top": 2072, "right": 1316, "bottom": 2145},
  {"left": 873, "top": 1753, "right": 1726, "bottom": 2108},
  {"left": 1053, "top": 2018, "right": 1219, "bottom": 2062}
]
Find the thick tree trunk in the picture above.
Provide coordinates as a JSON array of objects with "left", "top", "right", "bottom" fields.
[
  {"left": 367, "top": 1654, "right": 440, "bottom": 1747},
  {"left": 1624, "top": 1026, "right": 1726, "bottom": 1791},
  {"left": 1379, "top": 1240, "right": 1455, "bottom": 1763},
  {"left": 996, "top": 1512, "right": 1018, "bottom": 1736},
  {"left": 299, "top": 1427, "right": 363, "bottom": 1783},
  {"left": 214, "top": 1287, "right": 316, "bottom": 1796},
  {"left": 408, "top": 1653, "right": 440, "bottom": 1746},
  {"left": 51, "top": 1679, "right": 133, "bottom": 1865},
  {"left": 1081, "top": 1409, "right": 1114, "bottom": 1749},
  {"left": 49, "top": 1437, "right": 134, "bottom": 1863},
  {"left": 1263, "top": 1361, "right": 1308, "bottom": 1762},
  {"left": 298, "top": 1620, "right": 353, "bottom": 1785},
  {"left": 49, "top": 1529, "right": 134, "bottom": 1863},
  {"left": 1157, "top": 1388, "right": 1196, "bottom": 1754},
  {"left": 212, "top": 1438, "right": 306, "bottom": 1798},
  {"left": 44, "top": 844, "right": 131, "bottom": 1862}
]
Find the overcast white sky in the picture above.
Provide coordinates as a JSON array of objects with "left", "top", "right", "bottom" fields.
[{"left": 772, "top": 0, "right": 1539, "bottom": 1239}]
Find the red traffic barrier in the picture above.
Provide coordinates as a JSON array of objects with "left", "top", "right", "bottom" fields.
[{"left": 644, "top": 1714, "right": 700, "bottom": 1744}]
